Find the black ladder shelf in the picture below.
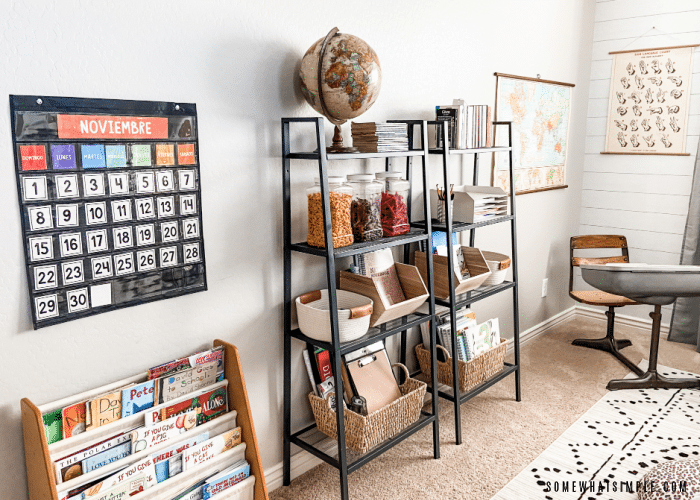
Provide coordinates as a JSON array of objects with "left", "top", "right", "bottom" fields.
[
  {"left": 409, "top": 120, "right": 521, "bottom": 445},
  {"left": 281, "top": 117, "right": 440, "bottom": 500}
]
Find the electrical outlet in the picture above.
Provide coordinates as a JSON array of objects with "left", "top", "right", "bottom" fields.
[{"left": 542, "top": 278, "right": 548, "bottom": 298}]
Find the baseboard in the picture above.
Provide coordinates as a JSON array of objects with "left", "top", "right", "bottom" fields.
[
  {"left": 574, "top": 305, "right": 670, "bottom": 334},
  {"left": 266, "top": 305, "right": 578, "bottom": 492}
]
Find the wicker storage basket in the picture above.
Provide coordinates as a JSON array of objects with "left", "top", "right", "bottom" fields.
[
  {"left": 415, "top": 338, "right": 508, "bottom": 392},
  {"left": 339, "top": 263, "right": 429, "bottom": 327},
  {"left": 481, "top": 251, "right": 511, "bottom": 286},
  {"left": 308, "top": 364, "right": 426, "bottom": 454},
  {"left": 415, "top": 246, "right": 491, "bottom": 300},
  {"left": 296, "top": 289, "right": 373, "bottom": 343}
]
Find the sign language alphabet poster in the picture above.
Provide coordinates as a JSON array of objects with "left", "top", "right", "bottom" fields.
[{"left": 604, "top": 45, "right": 696, "bottom": 155}]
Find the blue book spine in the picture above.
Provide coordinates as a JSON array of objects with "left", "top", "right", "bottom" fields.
[
  {"left": 202, "top": 463, "right": 250, "bottom": 499},
  {"left": 121, "top": 380, "right": 155, "bottom": 418},
  {"left": 81, "top": 440, "right": 132, "bottom": 474},
  {"left": 155, "top": 460, "right": 170, "bottom": 483}
]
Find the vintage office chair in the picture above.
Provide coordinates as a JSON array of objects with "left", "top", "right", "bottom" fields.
[{"left": 569, "top": 235, "right": 643, "bottom": 376}]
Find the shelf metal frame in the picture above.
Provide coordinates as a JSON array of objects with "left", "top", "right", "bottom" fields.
[{"left": 281, "top": 118, "right": 440, "bottom": 500}]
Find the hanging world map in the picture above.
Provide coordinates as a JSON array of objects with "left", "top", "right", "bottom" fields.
[{"left": 495, "top": 76, "right": 572, "bottom": 194}]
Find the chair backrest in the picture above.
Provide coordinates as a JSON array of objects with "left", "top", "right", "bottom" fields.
[{"left": 570, "top": 235, "right": 630, "bottom": 294}]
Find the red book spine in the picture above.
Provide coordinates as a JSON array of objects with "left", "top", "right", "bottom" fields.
[{"left": 315, "top": 350, "right": 333, "bottom": 382}]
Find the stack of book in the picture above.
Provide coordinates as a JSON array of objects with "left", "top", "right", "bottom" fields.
[
  {"left": 420, "top": 308, "right": 501, "bottom": 363},
  {"left": 435, "top": 101, "right": 492, "bottom": 150},
  {"left": 351, "top": 122, "right": 409, "bottom": 153},
  {"left": 41, "top": 345, "right": 251, "bottom": 500}
]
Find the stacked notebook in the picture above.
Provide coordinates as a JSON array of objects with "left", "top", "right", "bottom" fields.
[
  {"left": 420, "top": 308, "right": 501, "bottom": 363},
  {"left": 351, "top": 122, "right": 409, "bottom": 153}
]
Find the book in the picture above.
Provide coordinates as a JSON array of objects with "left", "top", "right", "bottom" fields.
[
  {"left": 148, "top": 346, "right": 224, "bottom": 381},
  {"left": 54, "top": 432, "right": 131, "bottom": 484},
  {"left": 85, "top": 456, "right": 158, "bottom": 496},
  {"left": 436, "top": 106, "right": 459, "bottom": 149},
  {"left": 63, "top": 401, "right": 87, "bottom": 439},
  {"left": 87, "top": 390, "right": 122, "bottom": 431},
  {"left": 170, "top": 480, "right": 206, "bottom": 500},
  {"left": 182, "top": 427, "right": 242, "bottom": 471},
  {"left": 314, "top": 349, "right": 332, "bottom": 382},
  {"left": 43, "top": 408, "right": 63, "bottom": 444},
  {"left": 130, "top": 409, "right": 198, "bottom": 454},
  {"left": 145, "top": 381, "right": 228, "bottom": 427},
  {"left": 151, "top": 431, "right": 209, "bottom": 482},
  {"left": 302, "top": 349, "right": 319, "bottom": 396},
  {"left": 81, "top": 441, "right": 132, "bottom": 474},
  {"left": 350, "top": 122, "right": 409, "bottom": 153},
  {"left": 87, "top": 474, "right": 147, "bottom": 500},
  {"left": 157, "top": 360, "right": 219, "bottom": 404},
  {"left": 486, "top": 106, "right": 493, "bottom": 147},
  {"left": 202, "top": 460, "right": 250, "bottom": 499},
  {"left": 121, "top": 380, "right": 155, "bottom": 418}
]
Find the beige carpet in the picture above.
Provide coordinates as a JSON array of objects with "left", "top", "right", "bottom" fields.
[{"left": 270, "top": 314, "right": 700, "bottom": 500}]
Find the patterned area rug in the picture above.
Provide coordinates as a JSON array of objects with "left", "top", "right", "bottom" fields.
[{"left": 492, "top": 362, "right": 700, "bottom": 500}]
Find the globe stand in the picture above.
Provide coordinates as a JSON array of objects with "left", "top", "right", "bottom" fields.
[{"left": 326, "top": 124, "right": 358, "bottom": 153}]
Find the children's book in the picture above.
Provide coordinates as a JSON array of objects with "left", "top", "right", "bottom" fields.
[
  {"left": 87, "top": 390, "right": 122, "bottom": 431},
  {"left": 54, "top": 432, "right": 131, "bottom": 484},
  {"left": 202, "top": 460, "right": 250, "bottom": 499},
  {"left": 121, "top": 380, "right": 155, "bottom": 418},
  {"left": 151, "top": 431, "right": 209, "bottom": 483},
  {"left": 81, "top": 441, "right": 132, "bottom": 474},
  {"left": 130, "top": 409, "right": 198, "bottom": 454},
  {"left": 145, "top": 381, "right": 228, "bottom": 427},
  {"left": 87, "top": 474, "right": 147, "bottom": 500},
  {"left": 43, "top": 408, "right": 63, "bottom": 444},
  {"left": 157, "top": 360, "right": 218, "bottom": 404},
  {"left": 170, "top": 480, "right": 206, "bottom": 500},
  {"left": 182, "top": 427, "right": 242, "bottom": 471},
  {"left": 84, "top": 457, "right": 157, "bottom": 496},
  {"left": 62, "top": 401, "right": 87, "bottom": 439},
  {"left": 148, "top": 346, "right": 224, "bottom": 381}
]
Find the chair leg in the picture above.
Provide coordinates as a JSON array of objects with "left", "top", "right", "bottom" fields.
[{"left": 572, "top": 306, "right": 644, "bottom": 376}]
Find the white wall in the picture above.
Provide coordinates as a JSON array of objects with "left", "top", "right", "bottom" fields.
[
  {"left": 0, "top": 1, "right": 594, "bottom": 496},
  {"left": 580, "top": 0, "right": 700, "bottom": 321}
]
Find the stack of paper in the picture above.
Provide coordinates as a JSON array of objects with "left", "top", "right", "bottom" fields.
[{"left": 351, "top": 122, "right": 409, "bottom": 153}]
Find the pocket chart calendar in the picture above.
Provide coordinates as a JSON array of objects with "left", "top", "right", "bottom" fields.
[{"left": 10, "top": 95, "right": 207, "bottom": 329}]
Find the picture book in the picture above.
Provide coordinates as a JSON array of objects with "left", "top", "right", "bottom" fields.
[
  {"left": 182, "top": 427, "right": 242, "bottom": 471},
  {"left": 86, "top": 456, "right": 157, "bottom": 496},
  {"left": 81, "top": 441, "right": 132, "bottom": 474},
  {"left": 170, "top": 480, "right": 206, "bottom": 500},
  {"left": 54, "top": 432, "right": 131, "bottom": 484},
  {"left": 145, "top": 381, "right": 228, "bottom": 427},
  {"left": 59, "top": 467, "right": 121, "bottom": 500},
  {"left": 120, "top": 380, "right": 155, "bottom": 418},
  {"left": 88, "top": 474, "right": 147, "bottom": 500},
  {"left": 202, "top": 459, "right": 250, "bottom": 499},
  {"left": 157, "top": 360, "right": 218, "bottom": 404},
  {"left": 87, "top": 390, "right": 122, "bottom": 431},
  {"left": 62, "top": 401, "right": 87, "bottom": 439},
  {"left": 43, "top": 408, "right": 63, "bottom": 444},
  {"left": 148, "top": 346, "right": 224, "bottom": 381},
  {"left": 130, "top": 409, "right": 197, "bottom": 454},
  {"left": 151, "top": 431, "right": 209, "bottom": 482}
]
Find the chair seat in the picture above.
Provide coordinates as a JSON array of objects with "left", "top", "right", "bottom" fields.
[{"left": 571, "top": 290, "right": 638, "bottom": 307}]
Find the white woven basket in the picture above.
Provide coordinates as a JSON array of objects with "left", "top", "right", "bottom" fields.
[
  {"left": 481, "top": 251, "right": 511, "bottom": 286},
  {"left": 296, "top": 289, "right": 373, "bottom": 343}
]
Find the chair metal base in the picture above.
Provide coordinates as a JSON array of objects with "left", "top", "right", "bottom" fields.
[{"left": 606, "top": 305, "right": 700, "bottom": 391}]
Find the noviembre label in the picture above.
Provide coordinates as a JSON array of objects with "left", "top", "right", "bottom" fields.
[
  {"left": 131, "top": 145, "right": 151, "bottom": 166},
  {"left": 50, "top": 144, "right": 77, "bottom": 170},
  {"left": 81, "top": 145, "right": 106, "bottom": 169},
  {"left": 177, "top": 144, "right": 196, "bottom": 165},
  {"left": 105, "top": 145, "right": 127, "bottom": 168},
  {"left": 57, "top": 115, "right": 168, "bottom": 139},
  {"left": 156, "top": 144, "right": 174, "bottom": 165},
  {"left": 20, "top": 145, "right": 47, "bottom": 171}
]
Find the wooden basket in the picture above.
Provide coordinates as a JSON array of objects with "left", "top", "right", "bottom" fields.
[
  {"left": 339, "top": 263, "right": 429, "bottom": 327},
  {"left": 415, "top": 338, "right": 508, "bottom": 392},
  {"left": 415, "top": 246, "right": 491, "bottom": 300},
  {"left": 308, "top": 364, "right": 426, "bottom": 454}
]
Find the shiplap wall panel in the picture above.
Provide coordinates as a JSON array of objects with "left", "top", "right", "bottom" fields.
[
  {"left": 583, "top": 152, "right": 696, "bottom": 175},
  {"left": 580, "top": 207, "right": 686, "bottom": 233},
  {"left": 594, "top": 10, "right": 700, "bottom": 41},
  {"left": 596, "top": 0, "right": 700, "bottom": 22},
  {"left": 581, "top": 172, "right": 692, "bottom": 195},
  {"left": 581, "top": 190, "right": 690, "bottom": 214},
  {"left": 592, "top": 32, "right": 700, "bottom": 61},
  {"left": 579, "top": 224, "right": 684, "bottom": 255}
]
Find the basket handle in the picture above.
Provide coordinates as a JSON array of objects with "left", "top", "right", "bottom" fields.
[
  {"left": 349, "top": 303, "right": 373, "bottom": 319},
  {"left": 298, "top": 290, "right": 322, "bottom": 304},
  {"left": 391, "top": 363, "right": 410, "bottom": 380},
  {"left": 436, "top": 345, "right": 451, "bottom": 359}
]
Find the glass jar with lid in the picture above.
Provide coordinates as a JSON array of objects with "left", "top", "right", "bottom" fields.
[
  {"left": 375, "top": 171, "right": 410, "bottom": 236},
  {"left": 346, "top": 174, "right": 383, "bottom": 242},
  {"left": 306, "top": 176, "right": 354, "bottom": 248}
]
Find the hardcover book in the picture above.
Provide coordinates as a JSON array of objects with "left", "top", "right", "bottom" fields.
[
  {"left": 157, "top": 360, "right": 218, "bottom": 404},
  {"left": 171, "top": 480, "right": 206, "bottom": 500},
  {"left": 202, "top": 460, "right": 250, "bottom": 499},
  {"left": 43, "top": 408, "right": 64, "bottom": 444},
  {"left": 182, "top": 427, "right": 242, "bottom": 471},
  {"left": 81, "top": 441, "right": 132, "bottom": 474},
  {"left": 87, "top": 456, "right": 157, "bottom": 495},
  {"left": 62, "top": 401, "right": 87, "bottom": 439},
  {"left": 87, "top": 390, "right": 122, "bottom": 430},
  {"left": 121, "top": 380, "right": 155, "bottom": 418},
  {"left": 54, "top": 432, "right": 131, "bottom": 484},
  {"left": 147, "top": 382, "right": 228, "bottom": 427},
  {"left": 88, "top": 474, "right": 147, "bottom": 500},
  {"left": 152, "top": 431, "right": 209, "bottom": 482},
  {"left": 130, "top": 409, "right": 198, "bottom": 454}
]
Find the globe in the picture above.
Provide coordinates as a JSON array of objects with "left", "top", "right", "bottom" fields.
[{"left": 299, "top": 28, "right": 382, "bottom": 151}]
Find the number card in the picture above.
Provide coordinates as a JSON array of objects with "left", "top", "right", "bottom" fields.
[{"left": 11, "top": 95, "right": 207, "bottom": 328}]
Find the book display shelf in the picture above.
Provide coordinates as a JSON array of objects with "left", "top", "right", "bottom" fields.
[
  {"left": 281, "top": 118, "right": 440, "bottom": 500},
  {"left": 409, "top": 121, "right": 521, "bottom": 445},
  {"left": 20, "top": 340, "right": 268, "bottom": 500}
]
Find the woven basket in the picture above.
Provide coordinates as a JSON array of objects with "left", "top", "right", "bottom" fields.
[
  {"left": 481, "top": 251, "right": 511, "bottom": 287},
  {"left": 308, "top": 364, "right": 426, "bottom": 454},
  {"left": 296, "top": 289, "right": 373, "bottom": 343},
  {"left": 415, "top": 338, "right": 508, "bottom": 392}
]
